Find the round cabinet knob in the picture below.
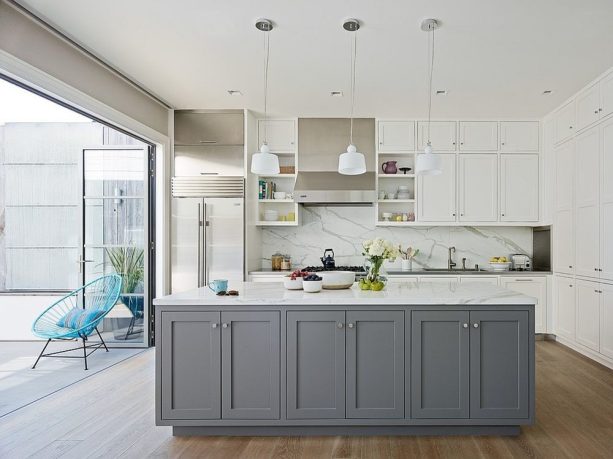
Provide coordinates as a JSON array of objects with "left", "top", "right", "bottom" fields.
[
  {"left": 463, "top": 323, "right": 468, "bottom": 328},
  {"left": 501, "top": 142, "right": 505, "bottom": 145},
  {"left": 595, "top": 110, "right": 599, "bottom": 114},
  {"left": 211, "top": 323, "right": 218, "bottom": 329},
  {"left": 348, "top": 323, "right": 354, "bottom": 329},
  {"left": 473, "top": 323, "right": 479, "bottom": 328},
  {"left": 337, "top": 322, "right": 344, "bottom": 329},
  {"left": 222, "top": 323, "right": 229, "bottom": 329}
]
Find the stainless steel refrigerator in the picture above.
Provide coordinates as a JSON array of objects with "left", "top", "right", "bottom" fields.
[{"left": 171, "top": 176, "right": 244, "bottom": 293}]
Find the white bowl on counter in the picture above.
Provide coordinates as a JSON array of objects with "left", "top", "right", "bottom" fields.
[
  {"left": 320, "top": 271, "right": 356, "bottom": 289},
  {"left": 302, "top": 280, "right": 323, "bottom": 293},
  {"left": 283, "top": 277, "right": 303, "bottom": 290},
  {"left": 488, "top": 262, "right": 512, "bottom": 271}
]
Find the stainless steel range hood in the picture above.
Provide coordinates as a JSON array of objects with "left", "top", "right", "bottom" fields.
[{"left": 294, "top": 118, "right": 375, "bottom": 205}]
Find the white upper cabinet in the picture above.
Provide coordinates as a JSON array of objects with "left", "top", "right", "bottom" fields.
[
  {"left": 554, "top": 141, "right": 575, "bottom": 211},
  {"left": 576, "top": 83, "right": 601, "bottom": 132},
  {"left": 575, "top": 279, "right": 601, "bottom": 352},
  {"left": 600, "top": 118, "right": 613, "bottom": 281},
  {"left": 458, "top": 154, "right": 497, "bottom": 222},
  {"left": 500, "top": 154, "right": 539, "bottom": 222},
  {"left": 555, "top": 277, "right": 576, "bottom": 340},
  {"left": 554, "top": 101, "right": 576, "bottom": 144},
  {"left": 553, "top": 209, "right": 574, "bottom": 275},
  {"left": 418, "top": 154, "right": 457, "bottom": 222},
  {"left": 258, "top": 119, "right": 296, "bottom": 153},
  {"left": 458, "top": 121, "right": 498, "bottom": 151},
  {"left": 378, "top": 121, "right": 415, "bottom": 152},
  {"left": 500, "top": 277, "right": 547, "bottom": 333},
  {"left": 500, "top": 121, "right": 539, "bottom": 152},
  {"left": 417, "top": 121, "right": 457, "bottom": 151},
  {"left": 600, "top": 71, "right": 613, "bottom": 119}
]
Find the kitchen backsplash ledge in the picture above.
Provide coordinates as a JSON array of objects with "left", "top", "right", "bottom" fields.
[{"left": 261, "top": 206, "right": 533, "bottom": 270}]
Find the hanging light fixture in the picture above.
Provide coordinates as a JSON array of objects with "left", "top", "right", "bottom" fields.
[
  {"left": 415, "top": 18, "right": 442, "bottom": 176},
  {"left": 338, "top": 19, "right": 367, "bottom": 175},
  {"left": 251, "top": 18, "right": 280, "bottom": 175}
]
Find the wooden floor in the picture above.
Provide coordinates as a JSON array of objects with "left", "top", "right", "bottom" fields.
[{"left": 0, "top": 341, "right": 612, "bottom": 458}]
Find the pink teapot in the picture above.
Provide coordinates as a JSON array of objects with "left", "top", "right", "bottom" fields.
[{"left": 381, "top": 161, "right": 398, "bottom": 174}]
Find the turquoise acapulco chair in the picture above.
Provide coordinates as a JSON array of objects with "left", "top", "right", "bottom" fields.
[{"left": 31, "top": 274, "right": 122, "bottom": 370}]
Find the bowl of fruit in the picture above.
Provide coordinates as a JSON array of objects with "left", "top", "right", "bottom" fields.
[
  {"left": 284, "top": 270, "right": 308, "bottom": 290},
  {"left": 302, "top": 273, "right": 323, "bottom": 293},
  {"left": 489, "top": 256, "right": 512, "bottom": 271}
]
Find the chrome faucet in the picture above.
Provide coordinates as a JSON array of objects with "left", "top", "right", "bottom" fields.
[{"left": 448, "top": 247, "right": 456, "bottom": 270}]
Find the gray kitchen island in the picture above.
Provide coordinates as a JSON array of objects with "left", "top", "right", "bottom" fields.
[{"left": 154, "top": 281, "right": 535, "bottom": 436}]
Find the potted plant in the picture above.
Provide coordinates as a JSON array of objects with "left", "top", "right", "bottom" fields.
[{"left": 359, "top": 238, "right": 399, "bottom": 291}]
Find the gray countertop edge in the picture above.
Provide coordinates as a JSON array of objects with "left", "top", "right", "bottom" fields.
[{"left": 248, "top": 270, "right": 552, "bottom": 276}]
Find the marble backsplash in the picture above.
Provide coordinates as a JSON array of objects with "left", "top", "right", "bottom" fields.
[{"left": 260, "top": 206, "right": 533, "bottom": 271}]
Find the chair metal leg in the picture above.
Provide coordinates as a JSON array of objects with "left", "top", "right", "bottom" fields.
[
  {"left": 82, "top": 337, "right": 88, "bottom": 370},
  {"left": 32, "top": 339, "right": 51, "bottom": 369},
  {"left": 95, "top": 327, "right": 109, "bottom": 352},
  {"left": 124, "top": 316, "right": 136, "bottom": 340}
]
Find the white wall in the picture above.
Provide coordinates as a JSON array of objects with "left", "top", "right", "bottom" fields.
[{"left": 0, "top": 295, "right": 62, "bottom": 340}]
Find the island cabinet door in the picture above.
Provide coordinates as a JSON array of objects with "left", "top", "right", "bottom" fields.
[
  {"left": 411, "top": 311, "right": 470, "bottom": 419},
  {"left": 346, "top": 311, "right": 404, "bottom": 419},
  {"left": 221, "top": 311, "right": 280, "bottom": 419},
  {"left": 286, "top": 311, "right": 346, "bottom": 419},
  {"left": 160, "top": 311, "right": 221, "bottom": 420},
  {"left": 469, "top": 311, "right": 530, "bottom": 419}
]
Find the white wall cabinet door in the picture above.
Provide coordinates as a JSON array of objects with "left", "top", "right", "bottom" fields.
[
  {"left": 600, "top": 71, "right": 613, "bottom": 119},
  {"left": 600, "top": 118, "right": 613, "bottom": 281},
  {"left": 378, "top": 121, "right": 415, "bottom": 152},
  {"left": 500, "top": 154, "right": 539, "bottom": 222},
  {"left": 417, "top": 154, "right": 457, "bottom": 222},
  {"left": 600, "top": 282, "right": 613, "bottom": 359},
  {"left": 500, "top": 277, "right": 547, "bottom": 334},
  {"left": 575, "top": 279, "right": 600, "bottom": 352},
  {"left": 554, "top": 141, "right": 575, "bottom": 211},
  {"left": 553, "top": 209, "right": 575, "bottom": 275},
  {"left": 458, "top": 121, "right": 498, "bottom": 151},
  {"left": 258, "top": 120, "right": 296, "bottom": 152},
  {"left": 575, "top": 83, "right": 601, "bottom": 132},
  {"left": 417, "top": 121, "right": 457, "bottom": 151},
  {"left": 554, "top": 101, "right": 576, "bottom": 144},
  {"left": 575, "top": 128, "right": 600, "bottom": 278},
  {"left": 458, "top": 154, "right": 497, "bottom": 222},
  {"left": 500, "top": 121, "right": 539, "bottom": 152},
  {"left": 555, "top": 277, "right": 576, "bottom": 340}
]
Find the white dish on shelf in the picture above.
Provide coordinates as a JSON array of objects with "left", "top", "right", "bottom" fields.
[
  {"left": 319, "top": 271, "right": 355, "bottom": 290},
  {"left": 273, "top": 191, "right": 287, "bottom": 200}
]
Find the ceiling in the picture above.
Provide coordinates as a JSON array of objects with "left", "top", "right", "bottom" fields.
[{"left": 17, "top": 0, "right": 613, "bottom": 119}]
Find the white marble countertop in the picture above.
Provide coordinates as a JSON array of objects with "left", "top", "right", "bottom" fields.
[{"left": 153, "top": 281, "right": 536, "bottom": 306}]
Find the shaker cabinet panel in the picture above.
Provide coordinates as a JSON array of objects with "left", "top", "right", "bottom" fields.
[
  {"left": 469, "top": 311, "right": 530, "bottom": 419},
  {"left": 458, "top": 121, "right": 498, "bottom": 151},
  {"left": 554, "top": 141, "right": 575, "bottom": 211},
  {"left": 576, "top": 83, "right": 601, "bottom": 132},
  {"left": 458, "top": 154, "right": 498, "bottom": 222},
  {"left": 575, "top": 280, "right": 600, "bottom": 352},
  {"left": 286, "top": 311, "right": 346, "bottom": 419},
  {"left": 160, "top": 311, "right": 221, "bottom": 420},
  {"left": 600, "top": 71, "right": 613, "bottom": 119},
  {"left": 553, "top": 209, "right": 574, "bottom": 275},
  {"left": 221, "top": 311, "right": 280, "bottom": 419},
  {"left": 554, "top": 101, "right": 576, "bottom": 144},
  {"left": 575, "top": 204, "right": 600, "bottom": 278},
  {"left": 555, "top": 277, "right": 576, "bottom": 340},
  {"left": 258, "top": 119, "right": 296, "bottom": 152},
  {"left": 600, "top": 118, "right": 613, "bottom": 281},
  {"left": 346, "top": 311, "right": 404, "bottom": 419},
  {"left": 500, "top": 154, "right": 539, "bottom": 222},
  {"left": 378, "top": 121, "right": 415, "bottom": 152},
  {"left": 600, "top": 283, "right": 613, "bottom": 360},
  {"left": 411, "top": 311, "right": 469, "bottom": 419},
  {"left": 500, "top": 121, "right": 539, "bottom": 152},
  {"left": 417, "top": 121, "right": 457, "bottom": 151},
  {"left": 417, "top": 154, "right": 457, "bottom": 222}
]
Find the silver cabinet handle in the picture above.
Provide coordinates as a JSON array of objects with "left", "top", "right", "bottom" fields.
[
  {"left": 599, "top": 108, "right": 603, "bottom": 112},
  {"left": 473, "top": 323, "right": 479, "bottom": 328},
  {"left": 222, "top": 323, "right": 229, "bottom": 329},
  {"left": 337, "top": 322, "right": 344, "bottom": 329},
  {"left": 348, "top": 323, "right": 354, "bottom": 329},
  {"left": 569, "top": 284, "right": 573, "bottom": 288},
  {"left": 514, "top": 279, "right": 533, "bottom": 282},
  {"left": 595, "top": 289, "right": 599, "bottom": 293},
  {"left": 211, "top": 323, "right": 218, "bottom": 329},
  {"left": 569, "top": 265, "right": 573, "bottom": 269},
  {"left": 595, "top": 110, "right": 599, "bottom": 114},
  {"left": 463, "top": 323, "right": 468, "bottom": 328}
]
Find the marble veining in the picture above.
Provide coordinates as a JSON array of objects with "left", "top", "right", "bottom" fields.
[
  {"left": 153, "top": 281, "right": 536, "bottom": 306},
  {"left": 261, "top": 206, "right": 532, "bottom": 270}
]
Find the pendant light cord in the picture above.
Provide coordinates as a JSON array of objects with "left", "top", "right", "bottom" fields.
[
  {"left": 263, "top": 28, "right": 270, "bottom": 145},
  {"left": 349, "top": 29, "right": 357, "bottom": 145},
  {"left": 427, "top": 25, "right": 435, "bottom": 145}
]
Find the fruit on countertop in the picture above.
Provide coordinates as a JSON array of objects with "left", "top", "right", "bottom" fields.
[
  {"left": 489, "top": 256, "right": 509, "bottom": 263},
  {"left": 289, "top": 269, "right": 309, "bottom": 280},
  {"left": 303, "top": 274, "right": 322, "bottom": 281}
]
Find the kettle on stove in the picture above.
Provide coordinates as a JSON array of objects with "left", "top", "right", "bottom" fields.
[{"left": 320, "top": 249, "right": 336, "bottom": 270}]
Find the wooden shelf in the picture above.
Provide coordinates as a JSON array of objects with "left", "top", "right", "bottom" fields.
[
  {"left": 258, "top": 199, "right": 295, "bottom": 203},
  {"left": 378, "top": 199, "right": 415, "bottom": 203},
  {"left": 377, "top": 174, "right": 415, "bottom": 178},
  {"left": 258, "top": 173, "right": 296, "bottom": 178}
]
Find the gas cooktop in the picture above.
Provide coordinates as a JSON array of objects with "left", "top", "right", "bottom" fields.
[{"left": 303, "top": 266, "right": 366, "bottom": 273}]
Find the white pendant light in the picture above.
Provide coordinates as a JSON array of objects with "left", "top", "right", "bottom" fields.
[
  {"left": 416, "top": 18, "right": 442, "bottom": 176},
  {"left": 251, "top": 19, "right": 280, "bottom": 175},
  {"left": 338, "top": 19, "right": 366, "bottom": 176}
]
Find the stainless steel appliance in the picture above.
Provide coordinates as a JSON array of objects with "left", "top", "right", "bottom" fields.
[
  {"left": 511, "top": 254, "right": 532, "bottom": 271},
  {"left": 171, "top": 176, "right": 244, "bottom": 293}
]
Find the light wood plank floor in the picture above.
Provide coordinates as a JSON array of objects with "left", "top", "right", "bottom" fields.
[{"left": 0, "top": 341, "right": 611, "bottom": 458}]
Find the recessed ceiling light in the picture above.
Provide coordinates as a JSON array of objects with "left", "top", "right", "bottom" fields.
[
  {"left": 227, "top": 90, "right": 243, "bottom": 96},
  {"left": 330, "top": 91, "right": 343, "bottom": 97},
  {"left": 542, "top": 90, "right": 553, "bottom": 95},
  {"left": 436, "top": 90, "right": 447, "bottom": 95}
]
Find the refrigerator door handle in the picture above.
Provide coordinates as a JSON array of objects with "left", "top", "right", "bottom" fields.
[
  {"left": 204, "top": 203, "right": 209, "bottom": 286},
  {"left": 197, "top": 202, "right": 202, "bottom": 287}
]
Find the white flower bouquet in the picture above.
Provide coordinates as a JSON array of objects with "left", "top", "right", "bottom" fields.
[{"left": 359, "top": 238, "right": 400, "bottom": 291}]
